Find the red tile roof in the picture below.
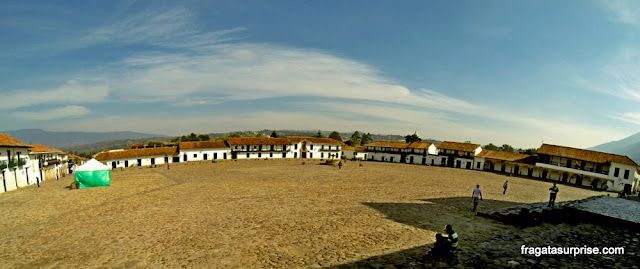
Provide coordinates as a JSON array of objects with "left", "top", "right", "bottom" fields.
[
  {"left": 68, "top": 154, "right": 86, "bottom": 161},
  {"left": 0, "top": 133, "right": 30, "bottom": 147},
  {"left": 226, "top": 137, "right": 291, "bottom": 146},
  {"left": 94, "top": 147, "right": 179, "bottom": 161},
  {"left": 365, "top": 141, "right": 410, "bottom": 149},
  {"left": 407, "top": 142, "right": 433, "bottom": 149},
  {"left": 129, "top": 143, "right": 146, "bottom": 149},
  {"left": 537, "top": 144, "right": 638, "bottom": 167},
  {"left": 287, "top": 137, "right": 344, "bottom": 145},
  {"left": 342, "top": 145, "right": 365, "bottom": 151},
  {"left": 476, "top": 149, "right": 537, "bottom": 164},
  {"left": 29, "top": 144, "right": 64, "bottom": 153},
  {"left": 438, "top": 141, "right": 481, "bottom": 152},
  {"left": 179, "top": 141, "right": 229, "bottom": 149}
]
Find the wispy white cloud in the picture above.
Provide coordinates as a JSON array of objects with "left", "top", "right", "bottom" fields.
[
  {"left": 2, "top": 5, "right": 245, "bottom": 57},
  {"left": 12, "top": 105, "right": 90, "bottom": 120},
  {"left": 78, "top": 7, "right": 246, "bottom": 49},
  {"left": 603, "top": 47, "right": 640, "bottom": 101},
  {"left": 601, "top": 0, "right": 640, "bottom": 29},
  {"left": 98, "top": 43, "right": 486, "bottom": 114},
  {"left": 0, "top": 80, "right": 109, "bottom": 110},
  {"left": 4, "top": 5, "right": 631, "bottom": 148},
  {"left": 307, "top": 100, "right": 628, "bottom": 148}
]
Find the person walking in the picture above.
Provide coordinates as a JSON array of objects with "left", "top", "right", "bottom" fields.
[
  {"left": 548, "top": 183, "right": 559, "bottom": 207},
  {"left": 503, "top": 180, "right": 508, "bottom": 195},
  {"left": 472, "top": 185, "right": 483, "bottom": 212}
]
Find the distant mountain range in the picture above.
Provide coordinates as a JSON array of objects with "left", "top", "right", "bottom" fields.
[
  {"left": 1, "top": 129, "right": 164, "bottom": 149},
  {"left": 588, "top": 132, "right": 640, "bottom": 165}
]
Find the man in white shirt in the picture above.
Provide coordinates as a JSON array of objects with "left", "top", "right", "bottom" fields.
[{"left": 472, "top": 185, "right": 483, "bottom": 212}]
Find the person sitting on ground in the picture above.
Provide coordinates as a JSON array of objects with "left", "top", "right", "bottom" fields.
[
  {"left": 444, "top": 224, "right": 459, "bottom": 253},
  {"left": 427, "top": 233, "right": 450, "bottom": 258}
]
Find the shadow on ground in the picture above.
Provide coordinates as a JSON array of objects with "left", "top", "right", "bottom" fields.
[{"left": 327, "top": 197, "right": 527, "bottom": 268}]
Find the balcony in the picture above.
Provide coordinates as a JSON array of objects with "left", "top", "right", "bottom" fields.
[
  {"left": 233, "top": 148, "right": 287, "bottom": 152},
  {"left": 535, "top": 162, "right": 610, "bottom": 178},
  {"left": 365, "top": 148, "right": 403, "bottom": 154},
  {"left": 1, "top": 158, "right": 27, "bottom": 169},
  {"left": 44, "top": 159, "right": 61, "bottom": 166},
  {"left": 319, "top": 148, "right": 341, "bottom": 152},
  {"left": 536, "top": 160, "right": 609, "bottom": 176}
]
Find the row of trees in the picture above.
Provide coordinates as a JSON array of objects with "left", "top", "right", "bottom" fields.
[
  {"left": 171, "top": 133, "right": 211, "bottom": 142},
  {"left": 483, "top": 143, "right": 538, "bottom": 154},
  {"left": 270, "top": 130, "right": 374, "bottom": 146},
  {"left": 345, "top": 131, "right": 373, "bottom": 146}
]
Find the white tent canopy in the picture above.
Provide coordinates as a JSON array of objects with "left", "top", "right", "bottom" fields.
[
  {"left": 76, "top": 158, "right": 109, "bottom": 172},
  {"left": 74, "top": 159, "right": 111, "bottom": 188}
]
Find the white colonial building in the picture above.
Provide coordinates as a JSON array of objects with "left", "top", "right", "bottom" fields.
[
  {"left": 0, "top": 134, "right": 34, "bottom": 193},
  {"left": 342, "top": 145, "right": 367, "bottom": 160},
  {"left": 474, "top": 149, "right": 538, "bottom": 175},
  {"left": 437, "top": 141, "right": 482, "bottom": 169},
  {"left": 287, "top": 137, "right": 343, "bottom": 160},
  {"left": 227, "top": 137, "right": 292, "bottom": 159},
  {"left": 402, "top": 142, "right": 438, "bottom": 165},
  {"left": 364, "top": 141, "right": 409, "bottom": 163},
  {"left": 179, "top": 141, "right": 231, "bottom": 162},
  {"left": 29, "top": 144, "right": 68, "bottom": 182},
  {"left": 95, "top": 147, "right": 179, "bottom": 169},
  {"left": 535, "top": 144, "right": 640, "bottom": 193}
]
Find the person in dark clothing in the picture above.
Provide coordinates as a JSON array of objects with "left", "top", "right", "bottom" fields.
[
  {"left": 503, "top": 180, "right": 508, "bottom": 195},
  {"left": 548, "top": 183, "right": 559, "bottom": 207},
  {"left": 427, "top": 233, "right": 450, "bottom": 258},
  {"left": 444, "top": 224, "right": 458, "bottom": 253}
]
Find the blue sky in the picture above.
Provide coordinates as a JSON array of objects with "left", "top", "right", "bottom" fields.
[{"left": 2, "top": 0, "right": 640, "bottom": 148}]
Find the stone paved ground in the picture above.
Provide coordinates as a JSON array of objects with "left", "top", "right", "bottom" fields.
[
  {"left": 0, "top": 159, "right": 634, "bottom": 268},
  {"left": 572, "top": 196, "right": 640, "bottom": 224}
]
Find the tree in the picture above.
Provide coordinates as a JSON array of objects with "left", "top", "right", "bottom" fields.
[
  {"left": 405, "top": 133, "right": 422, "bottom": 143},
  {"left": 500, "top": 144, "right": 515, "bottom": 152},
  {"left": 147, "top": 141, "right": 165, "bottom": 148},
  {"left": 351, "top": 131, "right": 361, "bottom": 140},
  {"left": 345, "top": 131, "right": 363, "bottom": 146},
  {"left": 329, "top": 131, "right": 342, "bottom": 141},
  {"left": 198, "top": 134, "right": 210, "bottom": 141},
  {"left": 483, "top": 143, "right": 499, "bottom": 150},
  {"left": 255, "top": 133, "right": 264, "bottom": 138},
  {"left": 313, "top": 131, "right": 325, "bottom": 138},
  {"left": 345, "top": 139, "right": 359, "bottom": 146},
  {"left": 520, "top": 148, "right": 538, "bottom": 155},
  {"left": 360, "top": 133, "right": 373, "bottom": 145},
  {"left": 228, "top": 133, "right": 242, "bottom": 138},
  {"left": 270, "top": 131, "right": 278, "bottom": 138}
]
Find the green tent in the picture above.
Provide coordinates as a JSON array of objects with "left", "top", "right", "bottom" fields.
[{"left": 74, "top": 158, "right": 111, "bottom": 188}]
